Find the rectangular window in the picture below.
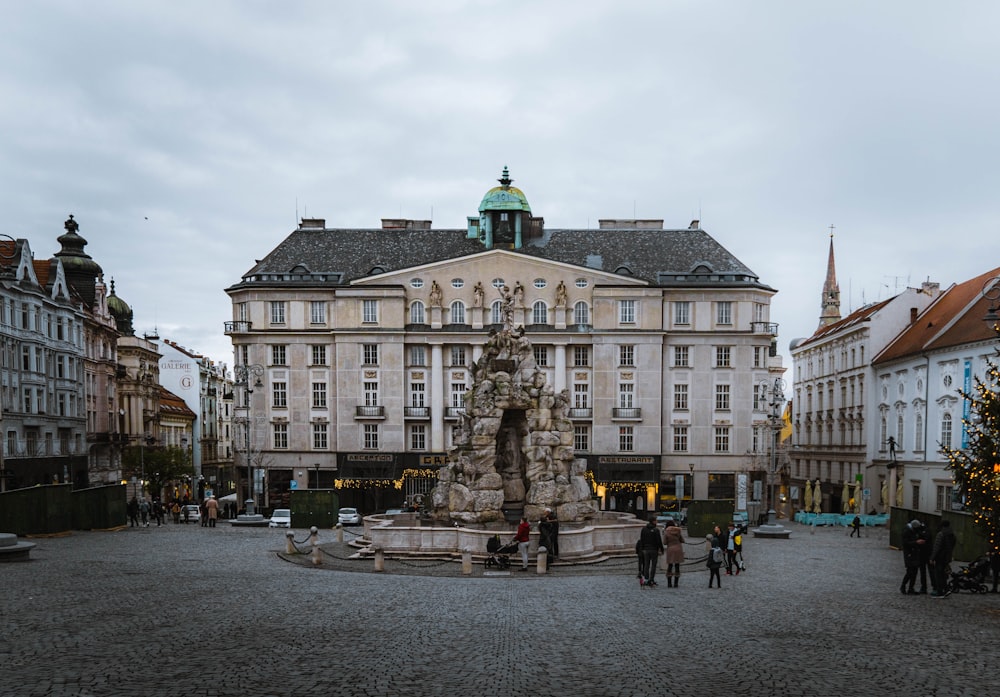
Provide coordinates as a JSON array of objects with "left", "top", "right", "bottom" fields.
[
  {"left": 363, "top": 424, "right": 379, "bottom": 450},
  {"left": 410, "top": 382, "right": 426, "bottom": 407},
  {"left": 674, "top": 301, "right": 690, "bottom": 325},
  {"left": 312, "top": 423, "right": 328, "bottom": 450},
  {"left": 673, "top": 426, "right": 689, "bottom": 452},
  {"left": 714, "top": 426, "right": 731, "bottom": 453},
  {"left": 618, "top": 426, "right": 634, "bottom": 452},
  {"left": 363, "top": 299, "right": 379, "bottom": 324},
  {"left": 753, "top": 383, "right": 763, "bottom": 411},
  {"left": 410, "top": 424, "right": 427, "bottom": 451},
  {"left": 533, "top": 346, "right": 549, "bottom": 367},
  {"left": 573, "top": 384, "right": 589, "bottom": 408},
  {"left": 270, "top": 301, "right": 286, "bottom": 325},
  {"left": 753, "top": 346, "right": 764, "bottom": 368},
  {"left": 619, "top": 345, "right": 634, "bottom": 367},
  {"left": 450, "top": 383, "right": 466, "bottom": 408},
  {"left": 935, "top": 484, "right": 952, "bottom": 512},
  {"left": 618, "top": 383, "right": 634, "bottom": 408},
  {"left": 311, "top": 345, "right": 327, "bottom": 365},
  {"left": 619, "top": 299, "right": 635, "bottom": 324},
  {"left": 271, "top": 345, "right": 286, "bottom": 366},
  {"left": 715, "top": 346, "right": 731, "bottom": 367},
  {"left": 574, "top": 426, "right": 589, "bottom": 452},
  {"left": 312, "top": 382, "right": 327, "bottom": 409},
  {"left": 715, "top": 384, "right": 731, "bottom": 410},
  {"left": 753, "top": 302, "right": 766, "bottom": 322},
  {"left": 273, "top": 423, "right": 288, "bottom": 449},
  {"left": 450, "top": 346, "right": 466, "bottom": 366},
  {"left": 362, "top": 344, "right": 379, "bottom": 366},
  {"left": 717, "top": 301, "right": 732, "bottom": 325},
  {"left": 409, "top": 345, "right": 425, "bottom": 366},
  {"left": 673, "top": 346, "right": 689, "bottom": 367},
  {"left": 673, "top": 384, "right": 688, "bottom": 410},
  {"left": 573, "top": 346, "right": 590, "bottom": 367},
  {"left": 272, "top": 382, "right": 287, "bottom": 408},
  {"left": 310, "top": 301, "right": 326, "bottom": 325},
  {"left": 364, "top": 382, "right": 380, "bottom": 407}
]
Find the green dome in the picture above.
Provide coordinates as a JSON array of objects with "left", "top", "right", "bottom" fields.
[
  {"left": 478, "top": 166, "right": 531, "bottom": 213},
  {"left": 107, "top": 279, "right": 134, "bottom": 334}
]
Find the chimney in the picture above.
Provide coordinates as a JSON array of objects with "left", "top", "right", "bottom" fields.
[
  {"left": 299, "top": 218, "right": 326, "bottom": 229},
  {"left": 689, "top": 220, "right": 700, "bottom": 229}
]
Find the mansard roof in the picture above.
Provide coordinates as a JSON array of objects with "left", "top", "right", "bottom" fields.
[{"left": 228, "top": 225, "right": 771, "bottom": 291}]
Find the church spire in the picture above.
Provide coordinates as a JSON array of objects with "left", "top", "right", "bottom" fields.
[{"left": 819, "top": 225, "right": 841, "bottom": 328}]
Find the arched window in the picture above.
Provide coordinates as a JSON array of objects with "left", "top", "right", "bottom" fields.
[
  {"left": 532, "top": 300, "right": 548, "bottom": 325},
  {"left": 450, "top": 301, "right": 465, "bottom": 325},
  {"left": 409, "top": 301, "right": 425, "bottom": 324},
  {"left": 574, "top": 301, "right": 589, "bottom": 325},
  {"left": 914, "top": 412, "right": 923, "bottom": 450},
  {"left": 940, "top": 413, "right": 952, "bottom": 449},
  {"left": 491, "top": 300, "right": 502, "bottom": 325}
]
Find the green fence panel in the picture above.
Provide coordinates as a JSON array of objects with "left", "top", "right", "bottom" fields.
[
  {"left": 290, "top": 489, "right": 339, "bottom": 529},
  {"left": 0, "top": 485, "right": 73, "bottom": 536}
]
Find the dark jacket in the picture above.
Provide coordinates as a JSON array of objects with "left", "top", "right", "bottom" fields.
[
  {"left": 706, "top": 536, "right": 723, "bottom": 569},
  {"left": 931, "top": 525, "right": 957, "bottom": 564},
  {"left": 901, "top": 524, "right": 921, "bottom": 568},
  {"left": 639, "top": 523, "right": 664, "bottom": 552}
]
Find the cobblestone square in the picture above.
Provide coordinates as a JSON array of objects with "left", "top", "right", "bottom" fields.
[{"left": 2, "top": 522, "right": 998, "bottom": 696}]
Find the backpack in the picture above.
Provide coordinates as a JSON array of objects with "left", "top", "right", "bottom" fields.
[{"left": 711, "top": 547, "right": 724, "bottom": 564}]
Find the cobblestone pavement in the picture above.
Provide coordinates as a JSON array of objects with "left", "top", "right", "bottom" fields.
[{"left": 2, "top": 521, "right": 999, "bottom": 697}]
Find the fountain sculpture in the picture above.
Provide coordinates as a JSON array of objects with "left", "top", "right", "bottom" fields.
[{"left": 431, "top": 291, "right": 598, "bottom": 525}]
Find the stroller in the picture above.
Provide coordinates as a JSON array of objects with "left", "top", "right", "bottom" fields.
[
  {"left": 947, "top": 556, "right": 992, "bottom": 593},
  {"left": 485, "top": 534, "right": 519, "bottom": 570}
]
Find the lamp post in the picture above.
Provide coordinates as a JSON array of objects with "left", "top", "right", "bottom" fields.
[
  {"left": 233, "top": 363, "right": 264, "bottom": 516},
  {"left": 758, "top": 377, "right": 787, "bottom": 519}
]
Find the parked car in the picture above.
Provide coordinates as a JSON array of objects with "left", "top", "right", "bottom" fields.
[
  {"left": 181, "top": 504, "right": 201, "bottom": 524},
  {"left": 268, "top": 508, "right": 292, "bottom": 528},
  {"left": 338, "top": 507, "right": 361, "bottom": 526},
  {"left": 732, "top": 510, "right": 749, "bottom": 533}
]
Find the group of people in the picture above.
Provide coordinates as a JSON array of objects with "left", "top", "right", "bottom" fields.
[
  {"left": 511, "top": 509, "right": 560, "bottom": 571},
  {"left": 635, "top": 517, "right": 686, "bottom": 588},
  {"left": 127, "top": 495, "right": 221, "bottom": 528},
  {"left": 127, "top": 496, "right": 164, "bottom": 527},
  {"left": 900, "top": 519, "right": 957, "bottom": 597},
  {"left": 705, "top": 521, "right": 743, "bottom": 588}
]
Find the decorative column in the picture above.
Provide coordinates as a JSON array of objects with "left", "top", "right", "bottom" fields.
[{"left": 430, "top": 343, "right": 445, "bottom": 452}]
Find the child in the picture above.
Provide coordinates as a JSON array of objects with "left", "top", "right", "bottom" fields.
[{"left": 707, "top": 534, "right": 723, "bottom": 588}]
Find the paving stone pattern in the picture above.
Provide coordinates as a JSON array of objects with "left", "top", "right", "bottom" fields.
[{"left": 2, "top": 522, "right": 998, "bottom": 697}]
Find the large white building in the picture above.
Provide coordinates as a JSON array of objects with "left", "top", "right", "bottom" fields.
[
  {"left": 225, "top": 169, "right": 783, "bottom": 513},
  {"left": 871, "top": 267, "right": 1000, "bottom": 514}
]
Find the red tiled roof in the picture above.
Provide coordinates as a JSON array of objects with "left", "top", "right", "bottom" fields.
[
  {"left": 159, "top": 387, "right": 197, "bottom": 418},
  {"left": 873, "top": 267, "right": 1000, "bottom": 365},
  {"left": 794, "top": 298, "right": 892, "bottom": 350}
]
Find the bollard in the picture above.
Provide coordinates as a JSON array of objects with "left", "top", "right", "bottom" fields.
[
  {"left": 309, "top": 526, "right": 321, "bottom": 566},
  {"left": 462, "top": 547, "right": 472, "bottom": 575},
  {"left": 537, "top": 546, "right": 548, "bottom": 574},
  {"left": 285, "top": 531, "right": 296, "bottom": 555},
  {"left": 373, "top": 545, "right": 384, "bottom": 572},
  {"left": 336, "top": 523, "right": 344, "bottom": 543}
]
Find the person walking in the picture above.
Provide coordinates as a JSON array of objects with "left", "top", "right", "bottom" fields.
[
  {"left": 707, "top": 533, "right": 723, "bottom": 588},
  {"left": 850, "top": 515, "right": 862, "bottom": 538},
  {"left": 152, "top": 499, "right": 164, "bottom": 527},
  {"left": 171, "top": 501, "right": 181, "bottom": 524},
  {"left": 725, "top": 521, "right": 739, "bottom": 575},
  {"left": 990, "top": 550, "right": 1000, "bottom": 593},
  {"left": 638, "top": 518, "right": 664, "bottom": 587},
  {"left": 900, "top": 520, "right": 922, "bottom": 594},
  {"left": 138, "top": 498, "right": 150, "bottom": 527},
  {"left": 929, "top": 520, "right": 957, "bottom": 597},
  {"left": 205, "top": 496, "right": 219, "bottom": 528},
  {"left": 663, "top": 519, "right": 685, "bottom": 587},
  {"left": 514, "top": 516, "right": 531, "bottom": 571},
  {"left": 127, "top": 497, "right": 139, "bottom": 528}
]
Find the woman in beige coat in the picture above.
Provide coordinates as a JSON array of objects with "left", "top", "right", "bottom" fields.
[{"left": 662, "top": 520, "right": 685, "bottom": 587}]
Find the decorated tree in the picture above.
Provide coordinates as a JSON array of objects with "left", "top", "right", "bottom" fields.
[{"left": 942, "top": 352, "right": 1000, "bottom": 554}]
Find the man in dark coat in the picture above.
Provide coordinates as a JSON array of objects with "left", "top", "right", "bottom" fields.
[
  {"left": 929, "top": 520, "right": 957, "bottom": 597},
  {"left": 538, "top": 509, "right": 559, "bottom": 565},
  {"left": 900, "top": 520, "right": 922, "bottom": 594},
  {"left": 915, "top": 520, "right": 932, "bottom": 593},
  {"left": 638, "top": 518, "right": 664, "bottom": 587}
]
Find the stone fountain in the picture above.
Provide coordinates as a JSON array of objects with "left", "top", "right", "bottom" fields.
[{"left": 430, "top": 322, "right": 598, "bottom": 526}]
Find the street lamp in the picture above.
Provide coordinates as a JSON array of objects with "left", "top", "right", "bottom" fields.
[
  {"left": 758, "top": 377, "right": 786, "bottom": 518},
  {"left": 233, "top": 363, "right": 264, "bottom": 516}
]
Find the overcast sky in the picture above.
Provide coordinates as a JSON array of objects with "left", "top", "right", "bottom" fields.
[{"left": 3, "top": 1, "right": 999, "bottom": 381}]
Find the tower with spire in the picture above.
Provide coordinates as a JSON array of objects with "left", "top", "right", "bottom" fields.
[{"left": 819, "top": 226, "right": 841, "bottom": 329}]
